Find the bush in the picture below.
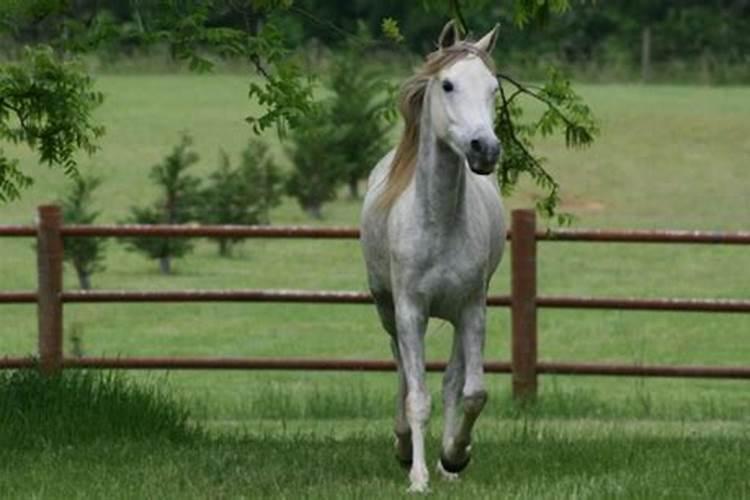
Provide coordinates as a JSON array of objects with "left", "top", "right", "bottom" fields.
[
  {"left": 328, "top": 28, "right": 392, "bottom": 199},
  {"left": 59, "top": 175, "right": 106, "bottom": 289},
  {"left": 122, "top": 133, "right": 201, "bottom": 274},
  {"left": 284, "top": 106, "right": 345, "bottom": 219},
  {"left": 199, "top": 140, "right": 284, "bottom": 256}
]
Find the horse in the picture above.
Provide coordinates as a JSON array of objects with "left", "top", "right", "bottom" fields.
[{"left": 360, "top": 21, "right": 505, "bottom": 493}]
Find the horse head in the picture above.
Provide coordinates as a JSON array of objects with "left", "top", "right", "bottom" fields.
[{"left": 428, "top": 21, "right": 501, "bottom": 175}]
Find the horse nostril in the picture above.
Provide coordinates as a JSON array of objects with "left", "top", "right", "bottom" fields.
[{"left": 470, "top": 139, "right": 483, "bottom": 153}]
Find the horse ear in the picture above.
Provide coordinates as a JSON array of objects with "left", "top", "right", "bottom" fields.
[
  {"left": 474, "top": 23, "right": 500, "bottom": 53},
  {"left": 438, "top": 20, "right": 461, "bottom": 49}
]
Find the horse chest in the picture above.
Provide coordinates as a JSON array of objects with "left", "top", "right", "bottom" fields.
[{"left": 395, "top": 229, "right": 490, "bottom": 315}]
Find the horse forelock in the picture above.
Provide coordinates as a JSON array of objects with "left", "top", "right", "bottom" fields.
[{"left": 377, "top": 43, "right": 496, "bottom": 210}]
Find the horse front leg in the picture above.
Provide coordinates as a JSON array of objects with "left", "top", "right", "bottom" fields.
[
  {"left": 373, "top": 292, "right": 413, "bottom": 466},
  {"left": 440, "top": 303, "right": 488, "bottom": 474},
  {"left": 395, "top": 300, "right": 431, "bottom": 493},
  {"left": 437, "top": 330, "right": 464, "bottom": 481},
  {"left": 390, "top": 338, "right": 413, "bottom": 468}
]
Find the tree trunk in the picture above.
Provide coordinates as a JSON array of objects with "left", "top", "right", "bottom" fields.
[
  {"left": 75, "top": 265, "right": 92, "bottom": 290},
  {"left": 641, "top": 25, "right": 652, "bottom": 83},
  {"left": 303, "top": 203, "right": 323, "bottom": 220},
  {"left": 699, "top": 48, "right": 712, "bottom": 84},
  {"left": 218, "top": 238, "right": 232, "bottom": 257},
  {"left": 159, "top": 256, "right": 172, "bottom": 275},
  {"left": 348, "top": 177, "right": 360, "bottom": 199}
]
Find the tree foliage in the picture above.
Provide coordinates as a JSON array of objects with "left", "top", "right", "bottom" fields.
[
  {"left": 122, "top": 134, "right": 201, "bottom": 274},
  {"left": 200, "top": 140, "right": 284, "bottom": 256},
  {"left": 0, "top": 46, "right": 103, "bottom": 201},
  {"left": 0, "top": 0, "right": 608, "bottom": 219},
  {"left": 496, "top": 68, "right": 597, "bottom": 223},
  {"left": 284, "top": 106, "right": 344, "bottom": 219},
  {"left": 328, "top": 27, "right": 392, "bottom": 199},
  {"left": 59, "top": 174, "right": 106, "bottom": 290}
]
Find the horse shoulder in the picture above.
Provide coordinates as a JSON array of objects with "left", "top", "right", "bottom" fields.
[
  {"left": 361, "top": 150, "right": 398, "bottom": 293},
  {"left": 465, "top": 175, "right": 506, "bottom": 274}
]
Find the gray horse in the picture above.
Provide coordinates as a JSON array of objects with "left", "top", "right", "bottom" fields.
[{"left": 360, "top": 21, "right": 505, "bottom": 492}]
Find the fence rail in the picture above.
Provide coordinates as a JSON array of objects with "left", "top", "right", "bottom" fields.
[
  {"left": 1, "top": 205, "right": 749, "bottom": 398},
  {"left": 3, "top": 290, "right": 750, "bottom": 312},
  {"left": 1, "top": 356, "right": 749, "bottom": 379},
  {"left": 5, "top": 223, "right": 750, "bottom": 244}
]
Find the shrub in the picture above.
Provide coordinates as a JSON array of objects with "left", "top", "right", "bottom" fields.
[
  {"left": 284, "top": 105, "right": 344, "bottom": 219},
  {"left": 199, "top": 140, "right": 284, "bottom": 256},
  {"left": 122, "top": 133, "right": 201, "bottom": 274},
  {"left": 59, "top": 175, "right": 106, "bottom": 289},
  {"left": 328, "top": 28, "right": 392, "bottom": 199}
]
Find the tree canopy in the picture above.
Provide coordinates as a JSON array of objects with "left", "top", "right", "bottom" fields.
[{"left": 8, "top": 1, "right": 739, "bottom": 216}]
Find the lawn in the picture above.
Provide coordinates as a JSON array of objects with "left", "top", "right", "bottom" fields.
[
  {"left": 0, "top": 75, "right": 749, "bottom": 497},
  {"left": 3, "top": 419, "right": 748, "bottom": 499},
  {"left": 1, "top": 371, "right": 748, "bottom": 499}
]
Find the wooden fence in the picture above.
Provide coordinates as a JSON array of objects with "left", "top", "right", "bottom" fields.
[{"left": 2, "top": 205, "right": 750, "bottom": 399}]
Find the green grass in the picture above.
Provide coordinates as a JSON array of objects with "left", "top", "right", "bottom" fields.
[
  {"left": 0, "top": 370, "right": 748, "bottom": 498},
  {"left": 1, "top": 76, "right": 750, "bottom": 497},
  {"left": 0, "top": 369, "right": 200, "bottom": 448},
  {"left": 2, "top": 421, "right": 749, "bottom": 499}
]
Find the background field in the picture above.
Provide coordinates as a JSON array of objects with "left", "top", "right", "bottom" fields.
[{"left": 1, "top": 76, "right": 749, "bottom": 497}]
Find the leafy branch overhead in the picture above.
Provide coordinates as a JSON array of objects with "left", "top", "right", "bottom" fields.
[
  {"left": 0, "top": 0, "right": 315, "bottom": 202},
  {"left": 0, "top": 47, "right": 104, "bottom": 201},
  {"left": 0, "top": 0, "right": 597, "bottom": 220},
  {"left": 496, "top": 68, "right": 597, "bottom": 224}
]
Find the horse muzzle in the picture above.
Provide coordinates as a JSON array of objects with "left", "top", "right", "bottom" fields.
[
  {"left": 466, "top": 136, "right": 501, "bottom": 175},
  {"left": 467, "top": 147, "right": 501, "bottom": 176}
]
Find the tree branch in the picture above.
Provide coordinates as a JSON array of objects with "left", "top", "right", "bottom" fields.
[
  {"left": 449, "top": 0, "right": 469, "bottom": 35},
  {"left": 497, "top": 71, "right": 581, "bottom": 133},
  {"left": 291, "top": 5, "right": 356, "bottom": 40},
  {"left": 497, "top": 80, "right": 545, "bottom": 176}
]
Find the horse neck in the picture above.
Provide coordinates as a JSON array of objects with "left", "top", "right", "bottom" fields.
[{"left": 414, "top": 103, "right": 467, "bottom": 233}]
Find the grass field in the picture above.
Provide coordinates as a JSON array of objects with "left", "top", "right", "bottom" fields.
[
  {"left": 1, "top": 75, "right": 749, "bottom": 497},
  {"left": 1, "top": 371, "right": 749, "bottom": 499}
]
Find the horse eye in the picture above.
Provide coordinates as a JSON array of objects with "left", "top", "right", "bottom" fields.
[{"left": 442, "top": 80, "right": 454, "bottom": 92}]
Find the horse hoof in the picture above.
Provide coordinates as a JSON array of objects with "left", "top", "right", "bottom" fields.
[
  {"left": 407, "top": 481, "right": 430, "bottom": 494},
  {"left": 436, "top": 460, "right": 460, "bottom": 481},
  {"left": 439, "top": 453, "right": 471, "bottom": 474}
]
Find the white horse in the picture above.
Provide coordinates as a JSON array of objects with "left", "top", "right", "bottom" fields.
[{"left": 360, "top": 21, "right": 505, "bottom": 493}]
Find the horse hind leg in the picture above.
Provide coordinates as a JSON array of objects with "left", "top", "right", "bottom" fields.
[{"left": 390, "top": 338, "right": 412, "bottom": 469}]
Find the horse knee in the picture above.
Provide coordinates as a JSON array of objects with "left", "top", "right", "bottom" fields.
[
  {"left": 463, "top": 389, "right": 488, "bottom": 415},
  {"left": 406, "top": 390, "right": 431, "bottom": 424}
]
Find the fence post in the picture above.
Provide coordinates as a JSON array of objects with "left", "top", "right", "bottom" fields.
[
  {"left": 511, "top": 209, "right": 538, "bottom": 401},
  {"left": 37, "top": 205, "right": 64, "bottom": 376}
]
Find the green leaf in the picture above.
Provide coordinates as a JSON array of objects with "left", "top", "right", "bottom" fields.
[
  {"left": 0, "top": 46, "right": 104, "bottom": 202},
  {"left": 381, "top": 18, "right": 404, "bottom": 43}
]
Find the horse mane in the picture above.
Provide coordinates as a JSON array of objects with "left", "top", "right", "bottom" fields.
[{"left": 377, "top": 42, "right": 496, "bottom": 210}]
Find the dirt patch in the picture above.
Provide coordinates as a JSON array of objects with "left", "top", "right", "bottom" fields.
[{"left": 559, "top": 197, "right": 607, "bottom": 213}]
